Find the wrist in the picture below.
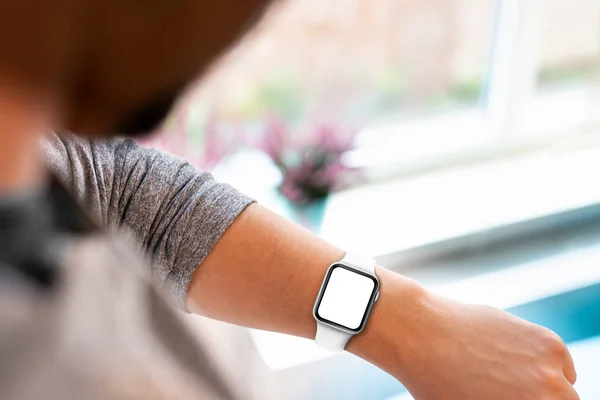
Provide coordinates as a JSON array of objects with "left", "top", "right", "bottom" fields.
[{"left": 346, "top": 266, "right": 428, "bottom": 380}]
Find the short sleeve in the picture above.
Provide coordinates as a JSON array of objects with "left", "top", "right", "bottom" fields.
[{"left": 44, "top": 133, "right": 254, "bottom": 308}]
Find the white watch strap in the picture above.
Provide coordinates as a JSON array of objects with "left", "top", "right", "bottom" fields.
[
  {"left": 315, "top": 323, "right": 351, "bottom": 352},
  {"left": 315, "top": 252, "right": 377, "bottom": 352},
  {"left": 341, "top": 252, "right": 376, "bottom": 274}
]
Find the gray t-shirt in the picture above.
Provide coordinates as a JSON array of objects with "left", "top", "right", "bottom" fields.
[
  {"left": 0, "top": 133, "right": 254, "bottom": 400},
  {"left": 45, "top": 133, "right": 253, "bottom": 308}
]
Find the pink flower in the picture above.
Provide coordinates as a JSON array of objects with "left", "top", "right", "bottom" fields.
[
  {"left": 259, "top": 116, "right": 358, "bottom": 205},
  {"left": 260, "top": 115, "right": 288, "bottom": 165}
]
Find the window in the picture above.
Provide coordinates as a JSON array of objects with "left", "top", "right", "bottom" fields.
[
  {"left": 153, "top": 0, "right": 498, "bottom": 171},
  {"left": 149, "top": 0, "right": 600, "bottom": 212},
  {"left": 538, "top": 0, "right": 600, "bottom": 89},
  {"left": 197, "top": 0, "right": 495, "bottom": 122},
  {"left": 523, "top": 0, "right": 600, "bottom": 137}
]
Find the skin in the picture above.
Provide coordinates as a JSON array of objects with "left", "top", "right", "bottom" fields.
[{"left": 0, "top": 1, "right": 579, "bottom": 399}]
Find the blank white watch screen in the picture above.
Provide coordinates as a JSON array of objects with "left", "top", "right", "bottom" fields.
[{"left": 317, "top": 266, "right": 376, "bottom": 331}]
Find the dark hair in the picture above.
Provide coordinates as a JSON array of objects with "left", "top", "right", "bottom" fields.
[{"left": 115, "top": 89, "right": 179, "bottom": 137}]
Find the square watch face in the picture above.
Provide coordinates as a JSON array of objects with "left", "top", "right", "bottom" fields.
[{"left": 315, "top": 264, "right": 378, "bottom": 333}]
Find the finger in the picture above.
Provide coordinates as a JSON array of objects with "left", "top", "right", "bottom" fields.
[{"left": 562, "top": 347, "right": 577, "bottom": 385}]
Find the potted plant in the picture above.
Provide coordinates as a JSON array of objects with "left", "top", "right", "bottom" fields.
[{"left": 260, "top": 116, "right": 357, "bottom": 230}]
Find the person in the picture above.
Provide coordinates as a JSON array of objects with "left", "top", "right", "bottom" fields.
[{"left": 0, "top": 1, "right": 578, "bottom": 399}]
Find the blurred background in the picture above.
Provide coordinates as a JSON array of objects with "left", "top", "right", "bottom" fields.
[{"left": 145, "top": 0, "right": 600, "bottom": 399}]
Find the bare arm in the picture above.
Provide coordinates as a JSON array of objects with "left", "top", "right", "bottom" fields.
[
  {"left": 188, "top": 204, "right": 579, "bottom": 400},
  {"left": 187, "top": 202, "right": 410, "bottom": 349},
  {"left": 186, "top": 204, "right": 416, "bottom": 370}
]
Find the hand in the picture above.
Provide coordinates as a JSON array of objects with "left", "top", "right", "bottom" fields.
[
  {"left": 401, "top": 293, "right": 578, "bottom": 399},
  {"left": 349, "top": 269, "right": 579, "bottom": 400}
]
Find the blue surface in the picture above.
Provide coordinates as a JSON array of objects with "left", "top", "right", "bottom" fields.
[{"left": 508, "top": 283, "right": 600, "bottom": 343}]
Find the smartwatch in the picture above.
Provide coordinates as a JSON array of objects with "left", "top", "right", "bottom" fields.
[{"left": 313, "top": 253, "right": 380, "bottom": 352}]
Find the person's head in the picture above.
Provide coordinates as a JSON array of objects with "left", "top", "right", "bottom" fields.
[{"left": 0, "top": 0, "right": 270, "bottom": 137}]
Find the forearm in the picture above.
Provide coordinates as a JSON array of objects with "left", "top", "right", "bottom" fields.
[{"left": 185, "top": 203, "right": 422, "bottom": 376}]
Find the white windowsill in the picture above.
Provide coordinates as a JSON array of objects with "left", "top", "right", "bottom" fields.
[{"left": 322, "top": 143, "right": 600, "bottom": 258}]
